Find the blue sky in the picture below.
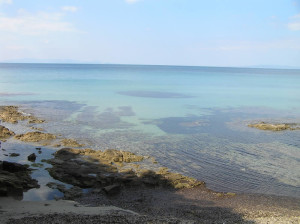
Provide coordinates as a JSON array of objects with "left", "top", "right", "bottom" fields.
[{"left": 0, "top": 0, "right": 299, "bottom": 67}]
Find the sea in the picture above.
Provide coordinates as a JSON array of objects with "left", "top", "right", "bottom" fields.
[{"left": 0, "top": 63, "right": 299, "bottom": 200}]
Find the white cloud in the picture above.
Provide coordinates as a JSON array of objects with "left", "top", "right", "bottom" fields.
[
  {"left": 291, "top": 13, "right": 300, "bottom": 19},
  {"left": 287, "top": 14, "right": 300, "bottom": 31},
  {"left": 125, "top": 0, "right": 140, "bottom": 3},
  {"left": 0, "top": 10, "right": 75, "bottom": 35},
  {"left": 288, "top": 22, "right": 300, "bottom": 31},
  {"left": 0, "top": 0, "right": 12, "bottom": 5},
  {"left": 61, "top": 6, "right": 78, "bottom": 12}
]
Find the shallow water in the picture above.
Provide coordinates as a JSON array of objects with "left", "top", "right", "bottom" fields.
[{"left": 0, "top": 63, "right": 299, "bottom": 199}]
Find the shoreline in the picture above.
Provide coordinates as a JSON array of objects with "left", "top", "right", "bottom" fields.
[
  {"left": 1, "top": 105, "right": 300, "bottom": 223},
  {"left": 1, "top": 188, "right": 300, "bottom": 223}
]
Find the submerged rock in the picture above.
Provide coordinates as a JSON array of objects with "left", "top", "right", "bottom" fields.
[
  {"left": 248, "top": 122, "right": 300, "bottom": 131},
  {"left": 46, "top": 182, "right": 82, "bottom": 199},
  {"left": 0, "top": 161, "right": 39, "bottom": 198},
  {"left": 15, "top": 131, "right": 56, "bottom": 145},
  {"left": 31, "top": 163, "right": 43, "bottom": 168},
  {"left": 0, "top": 125, "right": 15, "bottom": 140},
  {"left": 9, "top": 153, "right": 20, "bottom": 157}
]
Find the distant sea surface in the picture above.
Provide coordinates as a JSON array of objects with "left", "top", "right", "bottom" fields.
[{"left": 1, "top": 63, "right": 300, "bottom": 198}]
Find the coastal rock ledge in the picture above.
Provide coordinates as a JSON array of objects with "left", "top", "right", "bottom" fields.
[
  {"left": 46, "top": 148, "right": 204, "bottom": 195},
  {"left": 0, "top": 106, "right": 45, "bottom": 124},
  {"left": 248, "top": 122, "right": 300, "bottom": 131}
]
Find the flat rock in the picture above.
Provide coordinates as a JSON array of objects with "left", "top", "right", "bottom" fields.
[
  {"left": 59, "top": 138, "right": 85, "bottom": 147},
  {"left": 15, "top": 131, "right": 56, "bottom": 144},
  {"left": 46, "top": 148, "right": 205, "bottom": 198},
  {"left": 248, "top": 122, "right": 300, "bottom": 131}
]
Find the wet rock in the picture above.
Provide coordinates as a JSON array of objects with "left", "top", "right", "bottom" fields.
[
  {"left": 2, "top": 161, "right": 29, "bottom": 172},
  {"left": 46, "top": 182, "right": 82, "bottom": 199},
  {"left": 47, "top": 148, "right": 205, "bottom": 193},
  {"left": 36, "top": 148, "right": 42, "bottom": 154},
  {"left": 30, "top": 127, "right": 44, "bottom": 131},
  {"left": 248, "top": 122, "right": 300, "bottom": 131},
  {"left": 103, "top": 184, "right": 121, "bottom": 195},
  {"left": 0, "top": 161, "right": 39, "bottom": 198},
  {"left": 59, "top": 139, "right": 85, "bottom": 147},
  {"left": 0, "top": 125, "right": 15, "bottom": 140},
  {"left": 15, "top": 131, "right": 56, "bottom": 145},
  {"left": 31, "top": 163, "right": 43, "bottom": 168},
  {"left": 27, "top": 153, "right": 36, "bottom": 162},
  {"left": 9, "top": 153, "right": 20, "bottom": 157},
  {"left": 84, "top": 149, "right": 144, "bottom": 164},
  {"left": 155, "top": 167, "right": 205, "bottom": 189},
  {"left": 27, "top": 116, "right": 45, "bottom": 124}
]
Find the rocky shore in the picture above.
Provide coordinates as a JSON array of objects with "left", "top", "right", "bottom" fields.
[
  {"left": 0, "top": 161, "right": 39, "bottom": 198},
  {"left": 1, "top": 105, "right": 300, "bottom": 223},
  {"left": 44, "top": 147, "right": 205, "bottom": 198},
  {"left": 248, "top": 121, "right": 300, "bottom": 131}
]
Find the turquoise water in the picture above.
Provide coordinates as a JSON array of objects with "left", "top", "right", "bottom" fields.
[{"left": 0, "top": 63, "right": 300, "bottom": 198}]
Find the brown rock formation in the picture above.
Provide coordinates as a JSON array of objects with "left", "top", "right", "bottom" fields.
[
  {"left": 15, "top": 132, "right": 56, "bottom": 144},
  {"left": 59, "top": 139, "right": 85, "bottom": 147},
  {"left": 0, "top": 106, "right": 45, "bottom": 124},
  {"left": 248, "top": 122, "right": 300, "bottom": 131},
  {"left": 46, "top": 148, "right": 205, "bottom": 193},
  {"left": 0, "top": 125, "right": 15, "bottom": 140}
]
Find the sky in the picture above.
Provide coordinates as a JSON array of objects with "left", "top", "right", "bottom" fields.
[{"left": 0, "top": 0, "right": 300, "bottom": 67}]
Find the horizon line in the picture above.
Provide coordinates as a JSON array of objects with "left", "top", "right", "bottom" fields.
[{"left": 0, "top": 62, "right": 300, "bottom": 70}]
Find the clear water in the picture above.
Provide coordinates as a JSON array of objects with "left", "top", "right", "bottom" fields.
[{"left": 0, "top": 63, "right": 299, "bottom": 199}]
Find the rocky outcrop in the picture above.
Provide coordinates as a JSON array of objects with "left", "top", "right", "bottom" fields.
[
  {"left": 0, "top": 125, "right": 15, "bottom": 140},
  {"left": 0, "top": 161, "right": 39, "bottom": 198},
  {"left": 248, "top": 122, "right": 300, "bottom": 131},
  {"left": 15, "top": 131, "right": 56, "bottom": 145},
  {"left": 46, "top": 148, "right": 205, "bottom": 194},
  {"left": 0, "top": 106, "right": 45, "bottom": 124},
  {"left": 56, "top": 139, "right": 85, "bottom": 148},
  {"left": 27, "top": 153, "right": 37, "bottom": 162}
]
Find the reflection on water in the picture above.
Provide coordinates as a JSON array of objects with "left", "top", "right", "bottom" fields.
[{"left": 0, "top": 141, "right": 69, "bottom": 201}]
